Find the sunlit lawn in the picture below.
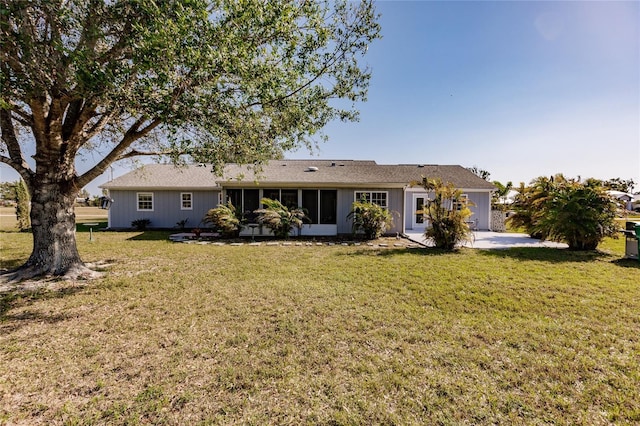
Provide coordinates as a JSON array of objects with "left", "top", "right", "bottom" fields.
[{"left": 1, "top": 218, "right": 639, "bottom": 424}]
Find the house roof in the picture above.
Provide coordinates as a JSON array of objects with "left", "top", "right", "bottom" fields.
[
  {"left": 100, "top": 163, "right": 219, "bottom": 190},
  {"left": 100, "top": 160, "right": 496, "bottom": 191},
  {"left": 220, "top": 160, "right": 496, "bottom": 190}
]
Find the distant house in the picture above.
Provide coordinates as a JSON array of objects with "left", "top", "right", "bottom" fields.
[{"left": 100, "top": 160, "right": 496, "bottom": 235}]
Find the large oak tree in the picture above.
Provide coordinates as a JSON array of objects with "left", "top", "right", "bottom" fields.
[{"left": 0, "top": 0, "right": 379, "bottom": 280}]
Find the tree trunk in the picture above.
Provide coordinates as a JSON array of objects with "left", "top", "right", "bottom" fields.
[{"left": 5, "top": 180, "right": 98, "bottom": 281}]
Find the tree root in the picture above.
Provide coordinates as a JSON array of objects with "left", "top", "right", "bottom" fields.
[{"left": 0, "top": 262, "right": 104, "bottom": 290}]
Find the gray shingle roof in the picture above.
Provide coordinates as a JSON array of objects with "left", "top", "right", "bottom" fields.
[
  {"left": 101, "top": 160, "right": 496, "bottom": 191},
  {"left": 100, "top": 163, "right": 219, "bottom": 190},
  {"left": 221, "top": 160, "right": 496, "bottom": 190}
]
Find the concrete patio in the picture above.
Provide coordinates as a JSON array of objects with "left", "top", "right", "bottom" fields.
[{"left": 404, "top": 231, "right": 568, "bottom": 249}]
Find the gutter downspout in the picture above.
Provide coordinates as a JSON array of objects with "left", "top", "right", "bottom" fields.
[
  {"left": 488, "top": 190, "right": 493, "bottom": 231},
  {"left": 402, "top": 185, "right": 407, "bottom": 234}
]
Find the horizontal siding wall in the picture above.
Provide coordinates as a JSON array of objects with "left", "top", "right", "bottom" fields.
[
  {"left": 337, "top": 188, "right": 403, "bottom": 236},
  {"left": 107, "top": 190, "right": 219, "bottom": 229}
]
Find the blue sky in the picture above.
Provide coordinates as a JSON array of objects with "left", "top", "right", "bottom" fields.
[
  {"left": 288, "top": 0, "right": 639, "bottom": 189},
  {"left": 1, "top": 0, "right": 639, "bottom": 195}
]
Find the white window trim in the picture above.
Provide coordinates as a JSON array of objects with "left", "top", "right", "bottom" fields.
[
  {"left": 137, "top": 192, "right": 154, "bottom": 211},
  {"left": 354, "top": 190, "right": 389, "bottom": 209},
  {"left": 180, "top": 192, "right": 193, "bottom": 210}
]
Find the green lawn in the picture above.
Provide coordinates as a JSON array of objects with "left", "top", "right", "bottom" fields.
[{"left": 1, "top": 229, "right": 639, "bottom": 425}]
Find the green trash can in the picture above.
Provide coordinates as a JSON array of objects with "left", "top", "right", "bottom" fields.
[{"left": 636, "top": 224, "right": 640, "bottom": 263}]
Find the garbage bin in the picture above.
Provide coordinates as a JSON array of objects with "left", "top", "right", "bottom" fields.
[
  {"left": 624, "top": 221, "right": 639, "bottom": 260},
  {"left": 636, "top": 223, "right": 640, "bottom": 263}
]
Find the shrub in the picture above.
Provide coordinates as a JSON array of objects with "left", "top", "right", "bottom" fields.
[
  {"left": 131, "top": 218, "right": 151, "bottom": 231},
  {"left": 420, "top": 178, "right": 474, "bottom": 250},
  {"left": 347, "top": 200, "right": 393, "bottom": 240},
  {"left": 176, "top": 218, "right": 189, "bottom": 230},
  {"left": 509, "top": 175, "right": 620, "bottom": 250},
  {"left": 254, "top": 198, "right": 307, "bottom": 239},
  {"left": 203, "top": 202, "right": 242, "bottom": 238},
  {"left": 508, "top": 178, "right": 554, "bottom": 239}
]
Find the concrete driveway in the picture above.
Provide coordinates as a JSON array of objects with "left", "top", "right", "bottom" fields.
[{"left": 405, "top": 231, "right": 568, "bottom": 249}]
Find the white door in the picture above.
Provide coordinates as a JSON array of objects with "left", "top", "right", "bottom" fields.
[{"left": 412, "top": 194, "right": 429, "bottom": 230}]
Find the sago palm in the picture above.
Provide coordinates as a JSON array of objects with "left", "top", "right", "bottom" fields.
[{"left": 254, "top": 198, "right": 308, "bottom": 239}]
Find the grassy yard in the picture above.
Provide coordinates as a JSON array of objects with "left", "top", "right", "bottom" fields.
[
  {"left": 1, "top": 226, "right": 639, "bottom": 424},
  {"left": 0, "top": 206, "right": 109, "bottom": 232}
]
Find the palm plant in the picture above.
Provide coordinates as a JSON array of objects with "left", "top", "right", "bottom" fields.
[
  {"left": 203, "top": 202, "right": 243, "bottom": 238},
  {"left": 347, "top": 200, "right": 394, "bottom": 240},
  {"left": 491, "top": 180, "right": 513, "bottom": 211},
  {"left": 534, "top": 179, "right": 619, "bottom": 250},
  {"left": 508, "top": 176, "right": 558, "bottom": 239},
  {"left": 509, "top": 175, "right": 619, "bottom": 250},
  {"left": 420, "top": 178, "right": 474, "bottom": 250},
  {"left": 254, "top": 198, "right": 308, "bottom": 239}
]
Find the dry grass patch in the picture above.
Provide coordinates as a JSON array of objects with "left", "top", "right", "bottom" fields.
[{"left": 1, "top": 231, "right": 639, "bottom": 424}]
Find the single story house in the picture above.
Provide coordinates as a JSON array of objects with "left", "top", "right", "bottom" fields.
[{"left": 100, "top": 160, "right": 496, "bottom": 236}]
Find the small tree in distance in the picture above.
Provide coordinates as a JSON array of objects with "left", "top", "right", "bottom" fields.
[{"left": 15, "top": 179, "right": 30, "bottom": 231}]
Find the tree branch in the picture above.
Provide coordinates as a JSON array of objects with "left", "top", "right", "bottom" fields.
[
  {"left": 0, "top": 154, "right": 33, "bottom": 181},
  {"left": 75, "top": 116, "right": 163, "bottom": 188},
  {"left": 116, "top": 149, "right": 184, "bottom": 161},
  {"left": 9, "top": 106, "right": 33, "bottom": 127},
  {"left": 0, "top": 108, "right": 32, "bottom": 177}
]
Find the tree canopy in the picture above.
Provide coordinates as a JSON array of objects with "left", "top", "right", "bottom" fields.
[
  {"left": 1, "top": 0, "right": 380, "bottom": 182},
  {"left": 0, "top": 0, "right": 380, "bottom": 280}
]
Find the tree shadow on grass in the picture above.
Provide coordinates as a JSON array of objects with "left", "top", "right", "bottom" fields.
[
  {"left": 340, "top": 246, "right": 463, "bottom": 258},
  {"left": 0, "top": 285, "right": 85, "bottom": 334},
  {"left": 477, "top": 247, "right": 612, "bottom": 264},
  {"left": 347, "top": 245, "right": 623, "bottom": 265},
  {"left": 126, "top": 231, "right": 175, "bottom": 241},
  {"left": 75, "top": 221, "right": 108, "bottom": 231},
  {"left": 610, "top": 258, "right": 640, "bottom": 269}
]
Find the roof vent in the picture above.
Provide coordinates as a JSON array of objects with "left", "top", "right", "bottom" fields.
[{"left": 306, "top": 166, "right": 319, "bottom": 172}]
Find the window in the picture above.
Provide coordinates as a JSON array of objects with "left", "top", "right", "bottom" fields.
[
  {"left": 226, "top": 189, "right": 242, "bottom": 208},
  {"left": 415, "top": 197, "right": 425, "bottom": 224},
  {"left": 455, "top": 194, "right": 469, "bottom": 211},
  {"left": 299, "top": 190, "right": 336, "bottom": 224},
  {"left": 137, "top": 192, "right": 153, "bottom": 211},
  {"left": 243, "top": 189, "right": 260, "bottom": 212},
  {"left": 181, "top": 193, "right": 192, "bottom": 210},
  {"left": 243, "top": 189, "right": 260, "bottom": 223},
  {"left": 302, "top": 190, "right": 319, "bottom": 224},
  {"left": 223, "top": 188, "right": 337, "bottom": 225},
  {"left": 320, "top": 190, "right": 337, "bottom": 224},
  {"left": 354, "top": 191, "right": 388, "bottom": 209},
  {"left": 260, "top": 189, "right": 298, "bottom": 209},
  {"left": 224, "top": 189, "right": 262, "bottom": 222},
  {"left": 263, "top": 189, "right": 280, "bottom": 202},
  {"left": 280, "top": 189, "right": 298, "bottom": 209}
]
